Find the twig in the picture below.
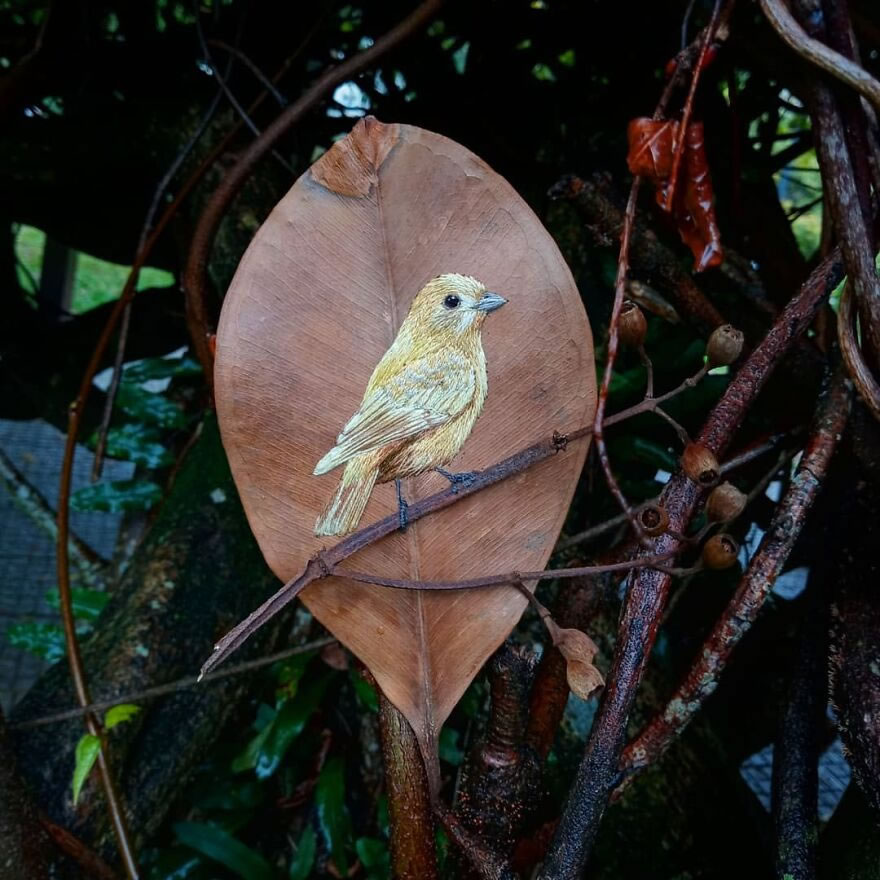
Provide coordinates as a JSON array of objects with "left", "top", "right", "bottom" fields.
[
  {"left": 183, "top": 0, "right": 446, "bottom": 381},
  {"left": 838, "top": 280, "right": 880, "bottom": 421},
  {"left": 593, "top": 177, "right": 644, "bottom": 534},
  {"left": 208, "top": 39, "right": 288, "bottom": 107},
  {"left": 616, "top": 366, "right": 850, "bottom": 790},
  {"left": 664, "top": 0, "right": 722, "bottom": 211},
  {"left": 759, "top": 0, "right": 880, "bottom": 112},
  {"left": 194, "top": 10, "right": 294, "bottom": 174},
  {"left": 784, "top": 0, "right": 880, "bottom": 363},
  {"left": 38, "top": 814, "right": 120, "bottom": 880},
  {"left": 340, "top": 554, "right": 674, "bottom": 592},
  {"left": 10, "top": 637, "right": 336, "bottom": 730},
  {"left": 52, "top": 36, "right": 332, "bottom": 877},
  {"left": 536, "top": 244, "right": 845, "bottom": 879},
  {"left": 199, "top": 379, "right": 706, "bottom": 681},
  {"left": 92, "top": 86, "right": 226, "bottom": 479}
]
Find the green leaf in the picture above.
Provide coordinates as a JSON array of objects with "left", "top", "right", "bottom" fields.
[
  {"left": 88, "top": 424, "right": 174, "bottom": 468},
  {"left": 116, "top": 382, "right": 186, "bottom": 428},
  {"left": 122, "top": 356, "right": 201, "bottom": 383},
  {"left": 274, "top": 650, "right": 314, "bottom": 701},
  {"left": 288, "top": 826, "right": 317, "bottom": 880},
  {"left": 234, "top": 673, "right": 332, "bottom": 777},
  {"left": 70, "top": 479, "right": 162, "bottom": 512},
  {"left": 173, "top": 822, "right": 274, "bottom": 880},
  {"left": 531, "top": 62, "right": 556, "bottom": 82},
  {"left": 316, "top": 758, "right": 352, "bottom": 876},
  {"left": 104, "top": 703, "right": 141, "bottom": 730},
  {"left": 6, "top": 621, "right": 66, "bottom": 662},
  {"left": 558, "top": 48, "right": 576, "bottom": 67},
  {"left": 46, "top": 587, "right": 109, "bottom": 621},
  {"left": 356, "top": 837, "right": 390, "bottom": 880},
  {"left": 350, "top": 669, "right": 378, "bottom": 712},
  {"left": 72, "top": 733, "right": 101, "bottom": 805}
]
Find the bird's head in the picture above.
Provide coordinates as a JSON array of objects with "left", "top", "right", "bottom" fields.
[{"left": 405, "top": 274, "right": 507, "bottom": 338}]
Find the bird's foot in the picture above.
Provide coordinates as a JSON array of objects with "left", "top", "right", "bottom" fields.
[
  {"left": 436, "top": 468, "right": 478, "bottom": 495},
  {"left": 396, "top": 480, "right": 409, "bottom": 531}
]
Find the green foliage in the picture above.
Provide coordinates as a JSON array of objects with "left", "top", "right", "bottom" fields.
[
  {"left": 356, "top": 836, "right": 391, "bottom": 880},
  {"left": 88, "top": 424, "right": 175, "bottom": 468},
  {"left": 349, "top": 668, "right": 379, "bottom": 712},
  {"left": 122, "top": 356, "right": 202, "bottom": 383},
  {"left": 105, "top": 703, "right": 141, "bottom": 730},
  {"left": 316, "top": 757, "right": 353, "bottom": 876},
  {"left": 72, "top": 703, "right": 143, "bottom": 804},
  {"left": 173, "top": 822, "right": 275, "bottom": 880},
  {"left": 234, "top": 672, "right": 333, "bottom": 778},
  {"left": 116, "top": 382, "right": 187, "bottom": 429},
  {"left": 288, "top": 826, "right": 317, "bottom": 880},
  {"left": 72, "top": 734, "right": 101, "bottom": 805},
  {"left": 45, "top": 586, "right": 109, "bottom": 620},
  {"left": 70, "top": 478, "right": 163, "bottom": 512}
]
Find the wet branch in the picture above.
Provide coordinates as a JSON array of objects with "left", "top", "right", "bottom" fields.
[{"left": 616, "top": 366, "right": 850, "bottom": 789}]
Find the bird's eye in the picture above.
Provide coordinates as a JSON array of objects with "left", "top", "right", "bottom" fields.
[{"left": 443, "top": 295, "right": 461, "bottom": 309}]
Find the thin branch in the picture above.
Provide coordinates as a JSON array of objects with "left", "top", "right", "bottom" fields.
[
  {"left": 183, "top": 0, "right": 447, "bottom": 382},
  {"left": 759, "top": 0, "right": 880, "bottom": 112},
  {"left": 665, "top": 0, "right": 722, "bottom": 211},
  {"left": 92, "top": 87, "right": 226, "bottom": 479},
  {"left": 199, "top": 379, "right": 708, "bottom": 680},
  {"left": 339, "top": 554, "right": 674, "bottom": 592},
  {"left": 616, "top": 366, "right": 850, "bottom": 790},
  {"left": 208, "top": 39, "right": 288, "bottom": 107},
  {"left": 536, "top": 243, "right": 845, "bottom": 879},
  {"left": 194, "top": 10, "right": 294, "bottom": 174},
  {"left": 838, "top": 280, "right": 880, "bottom": 422},
  {"left": 38, "top": 814, "right": 121, "bottom": 880},
  {"left": 10, "top": 637, "right": 336, "bottom": 730}
]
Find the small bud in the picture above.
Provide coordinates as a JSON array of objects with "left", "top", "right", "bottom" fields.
[
  {"left": 681, "top": 443, "right": 720, "bottom": 487},
  {"left": 706, "top": 482, "right": 747, "bottom": 522},
  {"left": 618, "top": 300, "right": 648, "bottom": 348},
  {"left": 638, "top": 503, "right": 669, "bottom": 537},
  {"left": 706, "top": 324, "right": 744, "bottom": 367},
  {"left": 702, "top": 533, "right": 739, "bottom": 569}
]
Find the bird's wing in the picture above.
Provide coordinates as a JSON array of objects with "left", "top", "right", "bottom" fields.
[{"left": 313, "top": 350, "right": 475, "bottom": 474}]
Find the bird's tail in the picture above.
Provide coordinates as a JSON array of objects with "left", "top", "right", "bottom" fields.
[{"left": 314, "top": 460, "right": 379, "bottom": 537}]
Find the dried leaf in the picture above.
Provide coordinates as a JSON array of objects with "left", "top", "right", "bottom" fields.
[
  {"left": 215, "top": 117, "right": 596, "bottom": 765},
  {"left": 626, "top": 117, "right": 723, "bottom": 272},
  {"left": 545, "top": 618, "right": 604, "bottom": 701}
]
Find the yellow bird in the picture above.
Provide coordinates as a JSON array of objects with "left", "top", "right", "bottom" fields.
[{"left": 314, "top": 274, "right": 507, "bottom": 537}]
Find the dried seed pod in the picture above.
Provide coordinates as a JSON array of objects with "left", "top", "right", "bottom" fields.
[
  {"left": 638, "top": 503, "right": 669, "bottom": 536},
  {"left": 545, "top": 618, "right": 605, "bottom": 701},
  {"left": 618, "top": 300, "right": 648, "bottom": 348},
  {"left": 706, "top": 324, "right": 744, "bottom": 367},
  {"left": 681, "top": 443, "right": 720, "bottom": 487},
  {"left": 702, "top": 533, "right": 739, "bottom": 569},
  {"left": 706, "top": 481, "right": 747, "bottom": 522}
]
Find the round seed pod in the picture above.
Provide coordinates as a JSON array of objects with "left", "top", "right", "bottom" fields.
[
  {"left": 706, "top": 324, "right": 744, "bottom": 367},
  {"left": 638, "top": 503, "right": 669, "bottom": 537},
  {"left": 618, "top": 300, "right": 648, "bottom": 348},
  {"left": 702, "top": 533, "right": 739, "bottom": 569},
  {"left": 706, "top": 481, "right": 747, "bottom": 522},
  {"left": 681, "top": 443, "right": 720, "bottom": 487}
]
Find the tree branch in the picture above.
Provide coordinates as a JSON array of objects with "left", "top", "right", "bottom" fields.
[
  {"left": 616, "top": 365, "right": 850, "bottom": 789},
  {"left": 535, "top": 245, "right": 845, "bottom": 879}
]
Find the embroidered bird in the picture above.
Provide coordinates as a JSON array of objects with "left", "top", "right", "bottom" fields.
[{"left": 313, "top": 274, "right": 507, "bottom": 537}]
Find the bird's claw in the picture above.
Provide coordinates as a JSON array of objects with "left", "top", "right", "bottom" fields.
[{"left": 437, "top": 468, "right": 478, "bottom": 495}]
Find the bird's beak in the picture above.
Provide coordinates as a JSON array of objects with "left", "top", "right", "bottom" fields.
[{"left": 473, "top": 292, "right": 508, "bottom": 313}]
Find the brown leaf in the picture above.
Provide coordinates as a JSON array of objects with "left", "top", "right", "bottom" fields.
[
  {"left": 544, "top": 618, "right": 604, "bottom": 701},
  {"left": 626, "top": 117, "right": 723, "bottom": 272},
  {"left": 214, "top": 117, "right": 596, "bottom": 766}
]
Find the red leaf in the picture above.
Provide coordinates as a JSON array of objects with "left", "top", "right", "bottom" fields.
[{"left": 626, "top": 117, "right": 723, "bottom": 272}]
